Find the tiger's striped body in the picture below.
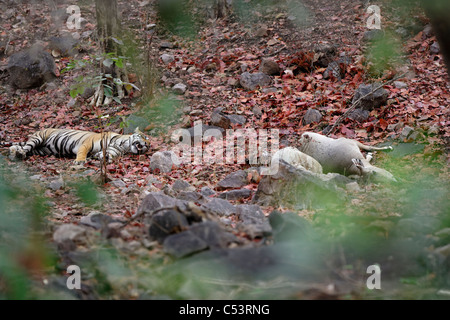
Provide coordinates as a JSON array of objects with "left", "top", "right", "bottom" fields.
[{"left": 9, "top": 127, "right": 149, "bottom": 164}]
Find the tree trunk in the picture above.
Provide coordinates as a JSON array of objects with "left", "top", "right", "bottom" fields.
[
  {"left": 422, "top": 0, "right": 450, "bottom": 77},
  {"left": 95, "top": 0, "right": 120, "bottom": 54}
]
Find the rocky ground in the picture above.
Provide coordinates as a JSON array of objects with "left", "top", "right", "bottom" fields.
[{"left": 0, "top": 0, "right": 449, "bottom": 300}]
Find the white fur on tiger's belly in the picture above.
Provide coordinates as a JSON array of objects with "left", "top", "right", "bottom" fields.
[{"left": 271, "top": 147, "right": 323, "bottom": 174}]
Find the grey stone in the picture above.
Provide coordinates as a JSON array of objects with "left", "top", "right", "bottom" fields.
[
  {"left": 8, "top": 44, "right": 56, "bottom": 89},
  {"left": 430, "top": 41, "right": 440, "bottom": 54},
  {"left": 53, "top": 224, "right": 86, "bottom": 244},
  {"left": 240, "top": 72, "right": 272, "bottom": 91},
  {"left": 303, "top": 108, "right": 322, "bottom": 125},
  {"left": 161, "top": 53, "right": 175, "bottom": 65},
  {"left": 150, "top": 151, "right": 178, "bottom": 173},
  {"left": 160, "top": 41, "right": 174, "bottom": 49},
  {"left": 80, "top": 212, "right": 116, "bottom": 229},
  {"left": 313, "top": 43, "right": 337, "bottom": 67},
  {"left": 226, "top": 114, "right": 246, "bottom": 125},
  {"left": 189, "top": 221, "right": 236, "bottom": 249},
  {"left": 49, "top": 35, "right": 79, "bottom": 56},
  {"left": 172, "top": 83, "right": 187, "bottom": 95},
  {"left": 163, "top": 230, "right": 208, "bottom": 258},
  {"left": 362, "top": 29, "right": 384, "bottom": 42},
  {"left": 172, "top": 179, "right": 195, "bottom": 193},
  {"left": 394, "top": 81, "right": 407, "bottom": 89},
  {"left": 211, "top": 108, "right": 231, "bottom": 129},
  {"left": 253, "top": 160, "right": 347, "bottom": 209},
  {"left": 236, "top": 204, "right": 272, "bottom": 238},
  {"left": 200, "top": 186, "right": 216, "bottom": 197},
  {"left": 269, "top": 210, "right": 312, "bottom": 242},
  {"left": 399, "top": 126, "right": 415, "bottom": 140},
  {"left": 219, "top": 188, "right": 252, "bottom": 200},
  {"left": 352, "top": 83, "right": 389, "bottom": 111},
  {"left": 123, "top": 114, "right": 150, "bottom": 134},
  {"left": 347, "top": 108, "right": 370, "bottom": 122},
  {"left": 111, "top": 179, "right": 126, "bottom": 188},
  {"left": 259, "top": 58, "right": 280, "bottom": 75},
  {"left": 134, "top": 192, "right": 187, "bottom": 219},
  {"left": 48, "top": 178, "right": 64, "bottom": 191},
  {"left": 201, "top": 198, "right": 236, "bottom": 216},
  {"left": 217, "top": 170, "right": 248, "bottom": 189},
  {"left": 149, "top": 209, "right": 189, "bottom": 243}
]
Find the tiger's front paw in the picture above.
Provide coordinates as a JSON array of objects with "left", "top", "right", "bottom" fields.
[
  {"left": 95, "top": 152, "right": 112, "bottom": 163},
  {"left": 73, "top": 160, "right": 86, "bottom": 165},
  {"left": 9, "top": 146, "right": 27, "bottom": 161}
]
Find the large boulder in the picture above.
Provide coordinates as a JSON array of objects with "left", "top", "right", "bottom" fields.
[
  {"left": 7, "top": 44, "right": 56, "bottom": 88},
  {"left": 253, "top": 160, "right": 350, "bottom": 209}
]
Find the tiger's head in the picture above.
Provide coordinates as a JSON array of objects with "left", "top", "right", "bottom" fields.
[{"left": 129, "top": 127, "right": 150, "bottom": 155}]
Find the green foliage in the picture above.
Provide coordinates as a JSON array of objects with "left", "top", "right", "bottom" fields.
[{"left": 0, "top": 162, "right": 56, "bottom": 299}]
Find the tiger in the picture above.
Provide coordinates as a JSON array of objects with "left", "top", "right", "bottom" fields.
[{"left": 8, "top": 127, "right": 150, "bottom": 164}]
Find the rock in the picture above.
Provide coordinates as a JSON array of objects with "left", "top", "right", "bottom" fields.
[
  {"left": 268, "top": 210, "right": 312, "bottom": 242},
  {"left": 172, "top": 180, "right": 195, "bottom": 193},
  {"left": 148, "top": 209, "right": 189, "bottom": 243},
  {"left": 211, "top": 108, "right": 231, "bottom": 129},
  {"left": 81, "top": 87, "right": 95, "bottom": 99},
  {"left": 226, "top": 114, "right": 246, "bottom": 125},
  {"left": 201, "top": 198, "right": 236, "bottom": 216},
  {"left": 399, "top": 126, "right": 415, "bottom": 140},
  {"left": 434, "top": 244, "right": 450, "bottom": 257},
  {"left": 150, "top": 151, "right": 178, "bottom": 173},
  {"left": 53, "top": 224, "right": 86, "bottom": 245},
  {"left": 48, "top": 178, "right": 64, "bottom": 191},
  {"left": 259, "top": 58, "right": 280, "bottom": 75},
  {"left": 347, "top": 108, "right": 371, "bottom": 122},
  {"left": 49, "top": 35, "right": 78, "bottom": 57},
  {"left": 240, "top": 72, "right": 272, "bottom": 91},
  {"left": 313, "top": 43, "right": 337, "bottom": 67},
  {"left": 189, "top": 221, "right": 236, "bottom": 248},
  {"left": 160, "top": 41, "right": 174, "bottom": 49},
  {"left": 430, "top": 41, "right": 440, "bottom": 54},
  {"left": 362, "top": 29, "right": 384, "bottom": 42},
  {"left": 111, "top": 179, "right": 126, "bottom": 188},
  {"left": 7, "top": 44, "right": 56, "bottom": 89},
  {"left": 177, "top": 191, "right": 204, "bottom": 202},
  {"left": 393, "top": 81, "right": 407, "bottom": 89},
  {"left": 134, "top": 192, "right": 187, "bottom": 219},
  {"left": 161, "top": 53, "right": 175, "bottom": 65},
  {"left": 423, "top": 24, "right": 433, "bottom": 38},
  {"left": 187, "top": 66, "right": 197, "bottom": 74},
  {"left": 253, "top": 160, "right": 347, "bottom": 209},
  {"left": 123, "top": 114, "right": 150, "bottom": 134},
  {"left": 182, "top": 123, "right": 225, "bottom": 144},
  {"left": 200, "top": 186, "right": 216, "bottom": 197},
  {"left": 345, "top": 181, "right": 361, "bottom": 192},
  {"left": 218, "top": 188, "right": 252, "bottom": 200},
  {"left": 303, "top": 108, "right": 322, "bottom": 125},
  {"left": 80, "top": 212, "right": 117, "bottom": 230},
  {"left": 163, "top": 230, "right": 208, "bottom": 258},
  {"left": 217, "top": 170, "right": 248, "bottom": 189},
  {"left": 172, "top": 83, "right": 187, "bottom": 95},
  {"left": 254, "top": 25, "right": 268, "bottom": 37},
  {"left": 352, "top": 83, "right": 389, "bottom": 111},
  {"left": 236, "top": 204, "right": 272, "bottom": 238},
  {"left": 271, "top": 147, "right": 323, "bottom": 174}
]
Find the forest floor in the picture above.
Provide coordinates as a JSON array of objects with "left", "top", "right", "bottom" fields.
[{"left": 0, "top": 0, "right": 449, "bottom": 300}]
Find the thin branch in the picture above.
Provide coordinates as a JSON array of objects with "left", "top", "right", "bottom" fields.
[{"left": 326, "top": 72, "right": 406, "bottom": 136}]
